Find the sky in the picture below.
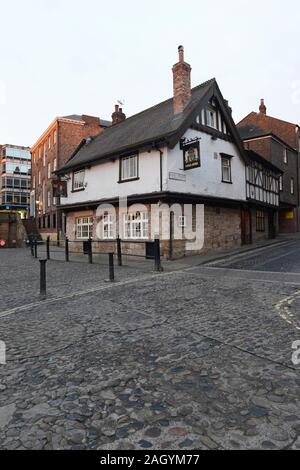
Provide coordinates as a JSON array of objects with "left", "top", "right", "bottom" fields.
[{"left": 0, "top": 0, "right": 300, "bottom": 147}]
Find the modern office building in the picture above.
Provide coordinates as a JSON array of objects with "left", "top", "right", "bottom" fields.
[{"left": 0, "top": 144, "right": 31, "bottom": 218}]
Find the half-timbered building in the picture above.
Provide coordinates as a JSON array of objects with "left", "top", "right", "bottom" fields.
[{"left": 56, "top": 47, "right": 281, "bottom": 259}]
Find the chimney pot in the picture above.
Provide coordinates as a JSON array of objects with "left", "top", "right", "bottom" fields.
[
  {"left": 259, "top": 98, "right": 267, "bottom": 115},
  {"left": 112, "top": 104, "right": 126, "bottom": 125}
]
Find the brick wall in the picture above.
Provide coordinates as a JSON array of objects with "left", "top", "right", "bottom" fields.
[
  {"left": 64, "top": 203, "right": 242, "bottom": 260},
  {"left": 32, "top": 116, "right": 106, "bottom": 239}
]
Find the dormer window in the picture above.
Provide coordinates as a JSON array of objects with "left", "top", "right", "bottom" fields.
[{"left": 73, "top": 170, "right": 85, "bottom": 191}]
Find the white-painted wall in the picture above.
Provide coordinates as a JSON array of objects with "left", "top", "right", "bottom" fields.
[
  {"left": 166, "top": 128, "right": 246, "bottom": 201},
  {"left": 61, "top": 128, "right": 247, "bottom": 207},
  {"left": 61, "top": 149, "right": 164, "bottom": 206}
]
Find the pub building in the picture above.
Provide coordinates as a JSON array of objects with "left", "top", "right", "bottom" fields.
[{"left": 55, "top": 46, "right": 281, "bottom": 259}]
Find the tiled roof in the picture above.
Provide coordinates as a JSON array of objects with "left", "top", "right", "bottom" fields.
[
  {"left": 60, "top": 79, "right": 216, "bottom": 172},
  {"left": 238, "top": 112, "right": 299, "bottom": 150}
]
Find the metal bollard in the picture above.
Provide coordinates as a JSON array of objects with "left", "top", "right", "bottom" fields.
[
  {"left": 109, "top": 253, "right": 114, "bottom": 282},
  {"left": 39, "top": 259, "right": 47, "bottom": 299},
  {"left": 65, "top": 237, "right": 69, "bottom": 262},
  {"left": 34, "top": 239, "right": 38, "bottom": 259},
  {"left": 117, "top": 236, "right": 122, "bottom": 267},
  {"left": 46, "top": 236, "right": 50, "bottom": 260},
  {"left": 154, "top": 238, "right": 162, "bottom": 272},
  {"left": 88, "top": 238, "right": 93, "bottom": 264}
]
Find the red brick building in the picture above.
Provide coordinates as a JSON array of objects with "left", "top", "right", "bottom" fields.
[
  {"left": 31, "top": 115, "right": 111, "bottom": 240},
  {"left": 238, "top": 101, "right": 300, "bottom": 233}
]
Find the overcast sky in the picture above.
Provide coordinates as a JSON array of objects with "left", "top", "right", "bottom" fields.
[{"left": 0, "top": 0, "right": 299, "bottom": 147}]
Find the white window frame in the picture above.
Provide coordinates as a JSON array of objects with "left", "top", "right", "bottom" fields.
[
  {"left": 221, "top": 156, "right": 232, "bottom": 183},
  {"left": 48, "top": 163, "right": 51, "bottom": 179},
  {"left": 123, "top": 212, "right": 148, "bottom": 239},
  {"left": 284, "top": 148, "right": 288, "bottom": 164},
  {"left": 76, "top": 217, "right": 93, "bottom": 240},
  {"left": 73, "top": 170, "right": 85, "bottom": 191},
  {"left": 53, "top": 158, "right": 57, "bottom": 172},
  {"left": 279, "top": 175, "right": 283, "bottom": 192},
  {"left": 178, "top": 216, "right": 187, "bottom": 228},
  {"left": 103, "top": 214, "right": 114, "bottom": 239},
  {"left": 206, "top": 108, "right": 217, "bottom": 129},
  {"left": 120, "top": 155, "right": 138, "bottom": 181}
]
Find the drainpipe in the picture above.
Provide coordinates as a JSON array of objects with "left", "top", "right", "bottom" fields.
[{"left": 155, "top": 146, "right": 164, "bottom": 193}]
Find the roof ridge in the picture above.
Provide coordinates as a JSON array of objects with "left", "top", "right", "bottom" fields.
[
  {"left": 103, "top": 78, "right": 216, "bottom": 130},
  {"left": 249, "top": 111, "right": 298, "bottom": 128}
]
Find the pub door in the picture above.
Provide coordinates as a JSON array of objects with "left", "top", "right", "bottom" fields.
[{"left": 241, "top": 208, "right": 252, "bottom": 245}]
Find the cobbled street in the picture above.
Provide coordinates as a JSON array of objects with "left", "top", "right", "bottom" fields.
[{"left": 1, "top": 242, "right": 300, "bottom": 450}]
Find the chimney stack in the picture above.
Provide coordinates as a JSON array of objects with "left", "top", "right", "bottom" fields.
[
  {"left": 112, "top": 104, "right": 126, "bottom": 125},
  {"left": 259, "top": 99, "right": 267, "bottom": 115},
  {"left": 172, "top": 45, "right": 192, "bottom": 114}
]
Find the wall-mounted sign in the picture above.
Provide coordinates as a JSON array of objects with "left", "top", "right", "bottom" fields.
[
  {"left": 286, "top": 210, "right": 294, "bottom": 220},
  {"left": 169, "top": 172, "right": 187, "bottom": 182},
  {"left": 52, "top": 180, "right": 68, "bottom": 198},
  {"left": 180, "top": 138, "right": 201, "bottom": 171}
]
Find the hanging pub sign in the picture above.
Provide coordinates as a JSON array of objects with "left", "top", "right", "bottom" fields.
[
  {"left": 180, "top": 137, "right": 201, "bottom": 170},
  {"left": 52, "top": 179, "right": 68, "bottom": 198}
]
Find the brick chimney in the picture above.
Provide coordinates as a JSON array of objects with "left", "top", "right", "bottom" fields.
[
  {"left": 172, "top": 46, "right": 192, "bottom": 114},
  {"left": 112, "top": 104, "right": 126, "bottom": 125},
  {"left": 259, "top": 99, "right": 267, "bottom": 115}
]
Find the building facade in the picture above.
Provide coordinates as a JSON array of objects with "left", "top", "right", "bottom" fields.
[
  {"left": 56, "top": 47, "right": 281, "bottom": 259},
  {"left": 31, "top": 115, "right": 111, "bottom": 240},
  {"left": 238, "top": 102, "right": 299, "bottom": 233},
  {"left": 0, "top": 144, "right": 31, "bottom": 218}
]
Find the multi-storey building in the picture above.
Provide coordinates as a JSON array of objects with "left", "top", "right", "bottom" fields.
[
  {"left": 31, "top": 114, "right": 111, "bottom": 240},
  {"left": 238, "top": 101, "right": 300, "bottom": 233},
  {"left": 0, "top": 144, "right": 31, "bottom": 218},
  {"left": 56, "top": 47, "right": 281, "bottom": 258}
]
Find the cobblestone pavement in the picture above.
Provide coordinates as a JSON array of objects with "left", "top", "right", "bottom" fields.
[{"left": 1, "top": 248, "right": 300, "bottom": 450}]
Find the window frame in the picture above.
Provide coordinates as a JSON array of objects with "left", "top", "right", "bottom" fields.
[
  {"left": 291, "top": 177, "right": 295, "bottom": 195},
  {"left": 119, "top": 154, "right": 139, "bottom": 183},
  {"left": 75, "top": 217, "right": 93, "bottom": 240},
  {"left": 72, "top": 170, "right": 86, "bottom": 192},
  {"left": 221, "top": 156, "right": 232, "bottom": 184},
  {"left": 123, "top": 211, "right": 148, "bottom": 240},
  {"left": 103, "top": 213, "right": 114, "bottom": 240},
  {"left": 256, "top": 210, "right": 265, "bottom": 232}
]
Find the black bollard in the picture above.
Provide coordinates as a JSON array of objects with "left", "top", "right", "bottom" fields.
[
  {"left": 34, "top": 239, "right": 38, "bottom": 259},
  {"left": 39, "top": 259, "right": 47, "bottom": 299},
  {"left": 88, "top": 238, "right": 93, "bottom": 264},
  {"left": 46, "top": 236, "right": 50, "bottom": 260},
  {"left": 117, "top": 236, "right": 122, "bottom": 267},
  {"left": 109, "top": 253, "right": 114, "bottom": 282},
  {"left": 154, "top": 238, "right": 162, "bottom": 272},
  {"left": 65, "top": 237, "right": 69, "bottom": 262}
]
